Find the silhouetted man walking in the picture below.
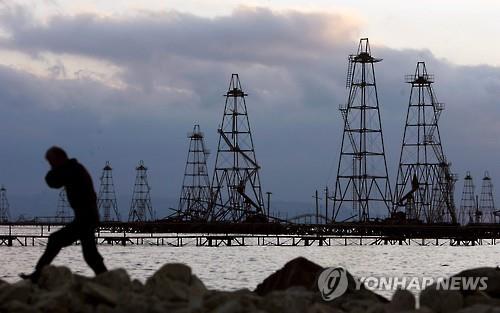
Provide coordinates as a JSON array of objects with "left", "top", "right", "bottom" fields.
[{"left": 21, "top": 147, "right": 107, "bottom": 281}]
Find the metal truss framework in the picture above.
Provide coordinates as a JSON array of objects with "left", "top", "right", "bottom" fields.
[
  {"left": 97, "top": 161, "right": 121, "bottom": 222},
  {"left": 459, "top": 172, "right": 476, "bottom": 225},
  {"left": 0, "top": 185, "right": 10, "bottom": 222},
  {"left": 394, "top": 62, "right": 457, "bottom": 224},
  {"left": 333, "top": 38, "right": 393, "bottom": 222},
  {"left": 479, "top": 171, "right": 498, "bottom": 223},
  {"left": 176, "top": 125, "right": 212, "bottom": 221},
  {"left": 128, "top": 161, "right": 155, "bottom": 222},
  {"left": 209, "top": 74, "right": 265, "bottom": 222}
]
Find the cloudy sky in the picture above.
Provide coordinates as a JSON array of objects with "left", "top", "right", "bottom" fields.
[{"left": 1, "top": 1, "right": 499, "bottom": 219}]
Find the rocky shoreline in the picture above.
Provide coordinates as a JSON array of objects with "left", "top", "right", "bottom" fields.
[{"left": 0, "top": 257, "right": 499, "bottom": 313}]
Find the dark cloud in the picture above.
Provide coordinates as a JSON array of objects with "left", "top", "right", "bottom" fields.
[{"left": 0, "top": 6, "right": 499, "bottom": 219}]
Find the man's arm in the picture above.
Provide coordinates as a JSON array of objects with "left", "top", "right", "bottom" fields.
[{"left": 45, "top": 167, "right": 67, "bottom": 188}]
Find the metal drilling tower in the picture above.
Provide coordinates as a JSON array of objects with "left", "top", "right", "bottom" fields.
[
  {"left": 97, "top": 161, "right": 121, "bottom": 222},
  {"left": 209, "top": 74, "right": 265, "bottom": 222},
  {"left": 128, "top": 161, "right": 155, "bottom": 222},
  {"left": 394, "top": 62, "right": 457, "bottom": 223},
  {"left": 332, "top": 38, "right": 392, "bottom": 222},
  {"left": 459, "top": 172, "right": 476, "bottom": 224},
  {"left": 177, "top": 125, "right": 212, "bottom": 222},
  {"left": 55, "top": 189, "right": 73, "bottom": 222},
  {"left": 479, "top": 171, "right": 497, "bottom": 223},
  {"left": 0, "top": 185, "right": 11, "bottom": 223}
]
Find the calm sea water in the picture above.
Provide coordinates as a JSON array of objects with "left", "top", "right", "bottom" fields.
[{"left": 1, "top": 243, "right": 499, "bottom": 299}]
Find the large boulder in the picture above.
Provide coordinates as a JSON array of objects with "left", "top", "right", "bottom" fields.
[
  {"left": 420, "top": 285, "right": 464, "bottom": 313},
  {"left": 0, "top": 280, "right": 33, "bottom": 306},
  {"left": 254, "top": 257, "right": 325, "bottom": 296},
  {"left": 419, "top": 266, "right": 500, "bottom": 312},
  {"left": 254, "top": 256, "right": 387, "bottom": 313},
  {"left": 386, "top": 289, "right": 416, "bottom": 312},
  {"left": 37, "top": 266, "right": 74, "bottom": 292},
  {"left": 145, "top": 262, "right": 207, "bottom": 308},
  {"left": 92, "top": 269, "right": 132, "bottom": 292},
  {"left": 452, "top": 267, "right": 500, "bottom": 299}
]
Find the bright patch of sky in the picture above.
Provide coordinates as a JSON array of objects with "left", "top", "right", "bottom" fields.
[{"left": 5, "top": 0, "right": 499, "bottom": 66}]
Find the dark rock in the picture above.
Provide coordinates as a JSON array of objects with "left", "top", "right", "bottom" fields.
[
  {"left": 462, "top": 291, "right": 500, "bottom": 307},
  {"left": 420, "top": 287, "right": 463, "bottom": 313},
  {"left": 82, "top": 281, "right": 119, "bottom": 306},
  {"left": 145, "top": 262, "right": 207, "bottom": 307},
  {"left": 254, "top": 256, "right": 388, "bottom": 311},
  {"left": 455, "top": 303, "right": 500, "bottom": 313},
  {"left": 0, "top": 280, "right": 32, "bottom": 305},
  {"left": 387, "top": 289, "right": 415, "bottom": 312},
  {"left": 1, "top": 300, "right": 40, "bottom": 313},
  {"left": 92, "top": 269, "right": 132, "bottom": 291},
  {"left": 306, "top": 302, "right": 343, "bottom": 313},
  {"left": 452, "top": 267, "right": 500, "bottom": 299},
  {"left": 263, "top": 287, "right": 316, "bottom": 313},
  {"left": 254, "top": 257, "right": 325, "bottom": 296},
  {"left": 32, "top": 289, "right": 85, "bottom": 313},
  {"left": 37, "top": 266, "right": 73, "bottom": 291}
]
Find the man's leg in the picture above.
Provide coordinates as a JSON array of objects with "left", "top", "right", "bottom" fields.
[
  {"left": 80, "top": 226, "right": 107, "bottom": 275},
  {"left": 23, "top": 224, "right": 79, "bottom": 281}
]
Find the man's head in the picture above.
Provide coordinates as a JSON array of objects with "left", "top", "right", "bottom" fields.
[{"left": 45, "top": 146, "right": 68, "bottom": 168}]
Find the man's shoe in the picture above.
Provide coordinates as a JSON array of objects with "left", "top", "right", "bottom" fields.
[{"left": 19, "top": 272, "right": 40, "bottom": 283}]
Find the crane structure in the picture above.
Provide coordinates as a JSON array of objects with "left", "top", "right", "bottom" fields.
[
  {"left": 128, "top": 161, "right": 155, "bottom": 222},
  {"left": 209, "top": 74, "right": 266, "bottom": 222},
  {"left": 97, "top": 161, "right": 121, "bottom": 222},
  {"left": 332, "top": 38, "right": 393, "bottom": 222},
  {"left": 479, "top": 171, "right": 498, "bottom": 223},
  {"left": 176, "top": 125, "right": 212, "bottom": 221},
  {"left": 394, "top": 62, "right": 457, "bottom": 224},
  {"left": 0, "top": 185, "right": 11, "bottom": 223},
  {"left": 459, "top": 172, "right": 476, "bottom": 225}
]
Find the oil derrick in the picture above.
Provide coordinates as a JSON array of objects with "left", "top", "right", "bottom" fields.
[
  {"left": 55, "top": 189, "right": 72, "bottom": 222},
  {"left": 177, "top": 125, "right": 212, "bottom": 221},
  {"left": 479, "top": 171, "right": 497, "bottom": 223},
  {"left": 128, "top": 161, "right": 155, "bottom": 222},
  {"left": 0, "top": 185, "right": 11, "bottom": 222},
  {"left": 332, "top": 38, "right": 392, "bottom": 222},
  {"left": 394, "top": 62, "right": 457, "bottom": 224},
  {"left": 97, "top": 161, "right": 120, "bottom": 222},
  {"left": 459, "top": 172, "right": 476, "bottom": 224},
  {"left": 209, "top": 74, "right": 265, "bottom": 222}
]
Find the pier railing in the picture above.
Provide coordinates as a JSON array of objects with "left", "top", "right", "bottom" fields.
[{"left": 1, "top": 221, "right": 500, "bottom": 247}]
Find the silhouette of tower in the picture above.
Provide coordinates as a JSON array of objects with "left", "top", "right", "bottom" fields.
[
  {"left": 394, "top": 62, "right": 457, "bottom": 224},
  {"left": 332, "top": 38, "right": 392, "bottom": 222},
  {"left": 177, "top": 125, "right": 212, "bottom": 221},
  {"left": 479, "top": 171, "right": 496, "bottom": 223},
  {"left": 55, "top": 189, "right": 72, "bottom": 223},
  {"left": 97, "top": 161, "right": 120, "bottom": 222},
  {"left": 128, "top": 161, "right": 155, "bottom": 222},
  {"left": 459, "top": 172, "right": 476, "bottom": 225},
  {"left": 0, "top": 185, "right": 11, "bottom": 223},
  {"left": 209, "top": 74, "right": 265, "bottom": 222}
]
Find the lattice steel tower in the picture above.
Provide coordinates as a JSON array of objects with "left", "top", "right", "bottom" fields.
[
  {"left": 97, "top": 161, "right": 120, "bottom": 222},
  {"left": 210, "top": 74, "right": 265, "bottom": 222},
  {"left": 394, "top": 62, "right": 457, "bottom": 223},
  {"left": 177, "top": 125, "right": 212, "bottom": 221},
  {"left": 128, "top": 161, "right": 155, "bottom": 222},
  {"left": 332, "top": 38, "right": 392, "bottom": 222},
  {"left": 55, "top": 188, "right": 72, "bottom": 222},
  {"left": 479, "top": 171, "right": 496, "bottom": 223},
  {"left": 0, "top": 185, "right": 11, "bottom": 222},
  {"left": 459, "top": 172, "right": 476, "bottom": 224}
]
